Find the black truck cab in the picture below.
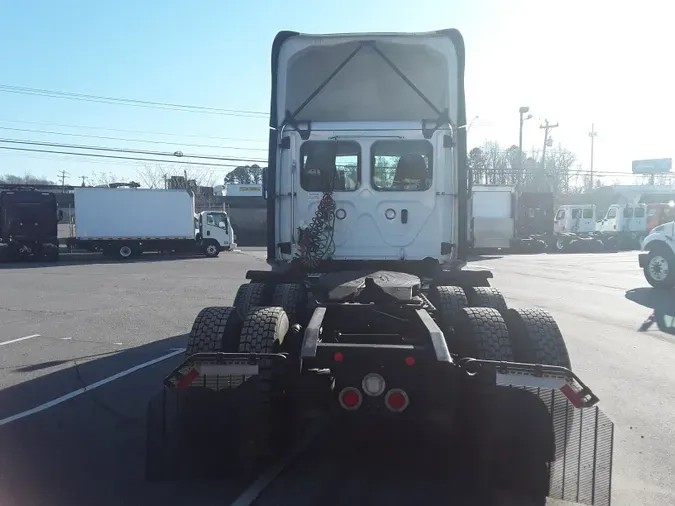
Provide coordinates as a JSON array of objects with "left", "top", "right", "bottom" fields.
[{"left": 0, "top": 190, "right": 61, "bottom": 261}]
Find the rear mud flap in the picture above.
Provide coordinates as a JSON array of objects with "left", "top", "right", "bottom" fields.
[
  {"left": 459, "top": 359, "right": 614, "bottom": 505},
  {"left": 146, "top": 381, "right": 263, "bottom": 481},
  {"left": 146, "top": 352, "right": 290, "bottom": 481},
  {"left": 515, "top": 387, "right": 613, "bottom": 506}
]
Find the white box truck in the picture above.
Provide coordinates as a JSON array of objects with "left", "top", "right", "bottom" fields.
[
  {"left": 67, "top": 187, "right": 235, "bottom": 260},
  {"left": 470, "top": 185, "right": 515, "bottom": 250}
]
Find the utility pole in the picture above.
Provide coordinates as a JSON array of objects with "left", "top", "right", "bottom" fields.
[
  {"left": 518, "top": 107, "right": 533, "bottom": 185},
  {"left": 80, "top": 175, "right": 88, "bottom": 187},
  {"left": 588, "top": 124, "right": 598, "bottom": 191},
  {"left": 539, "top": 119, "right": 559, "bottom": 171},
  {"left": 57, "top": 170, "right": 70, "bottom": 191}
]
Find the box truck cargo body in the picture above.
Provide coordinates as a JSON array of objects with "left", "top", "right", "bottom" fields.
[
  {"left": 68, "top": 188, "right": 235, "bottom": 259},
  {"left": 470, "top": 185, "right": 515, "bottom": 249}
]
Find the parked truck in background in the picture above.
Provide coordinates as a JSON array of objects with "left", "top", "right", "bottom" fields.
[
  {"left": 0, "top": 189, "right": 61, "bottom": 262},
  {"left": 66, "top": 187, "right": 235, "bottom": 260},
  {"left": 470, "top": 184, "right": 515, "bottom": 251},
  {"left": 639, "top": 220, "right": 675, "bottom": 289},
  {"left": 470, "top": 185, "right": 552, "bottom": 253}
]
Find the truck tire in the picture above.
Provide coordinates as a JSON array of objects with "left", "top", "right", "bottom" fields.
[
  {"left": 233, "top": 282, "right": 270, "bottom": 315},
  {"left": 454, "top": 307, "right": 513, "bottom": 361},
  {"left": 643, "top": 246, "right": 675, "bottom": 289},
  {"left": 115, "top": 243, "right": 138, "bottom": 261},
  {"left": 185, "top": 306, "right": 243, "bottom": 356},
  {"left": 202, "top": 240, "right": 220, "bottom": 258},
  {"left": 237, "top": 306, "right": 290, "bottom": 466},
  {"left": 271, "top": 283, "right": 307, "bottom": 323},
  {"left": 430, "top": 285, "right": 468, "bottom": 331},
  {"left": 465, "top": 287, "right": 507, "bottom": 315},
  {"left": 504, "top": 308, "right": 571, "bottom": 369},
  {"left": 504, "top": 307, "right": 572, "bottom": 466},
  {"left": 42, "top": 246, "right": 59, "bottom": 263},
  {"left": 456, "top": 307, "right": 552, "bottom": 503}
]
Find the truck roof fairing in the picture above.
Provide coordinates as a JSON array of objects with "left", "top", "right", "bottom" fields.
[{"left": 268, "top": 29, "right": 466, "bottom": 131}]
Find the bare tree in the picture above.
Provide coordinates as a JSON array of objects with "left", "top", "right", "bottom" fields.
[
  {"left": 89, "top": 171, "right": 123, "bottom": 186},
  {"left": 481, "top": 141, "right": 507, "bottom": 185},
  {"left": 90, "top": 162, "right": 220, "bottom": 189},
  {"left": 138, "top": 162, "right": 220, "bottom": 189},
  {"left": 0, "top": 173, "right": 55, "bottom": 185},
  {"left": 547, "top": 145, "right": 578, "bottom": 194}
]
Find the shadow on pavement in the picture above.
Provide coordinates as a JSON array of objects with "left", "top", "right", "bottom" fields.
[
  {"left": 625, "top": 287, "right": 675, "bottom": 336},
  {"left": 0, "top": 251, "right": 220, "bottom": 269},
  {"left": 0, "top": 333, "right": 246, "bottom": 506}
]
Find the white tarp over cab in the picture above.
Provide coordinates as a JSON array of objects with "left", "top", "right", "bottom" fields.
[{"left": 274, "top": 32, "right": 462, "bottom": 126}]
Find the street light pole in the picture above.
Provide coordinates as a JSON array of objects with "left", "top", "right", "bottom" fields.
[
  {"left": 518, "top": 106, "right": 532, "bottom": 185},
  {"left": 588, "top": 124, "right": 597, "bottom": 190}
]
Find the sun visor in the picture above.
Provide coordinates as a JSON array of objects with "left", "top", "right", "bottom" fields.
[{"left": 274, "top": 32, "right": 462, "bottom": 127}]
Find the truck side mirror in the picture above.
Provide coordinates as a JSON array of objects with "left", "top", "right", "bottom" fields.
[
  {"left": 262, "top": 167, "right": 268, "bottom": 200},
  {"left": 218, "top": 221, "right": 226, "bottom": 229}
]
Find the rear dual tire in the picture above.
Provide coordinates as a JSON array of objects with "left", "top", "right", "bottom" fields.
[
  {"left": 180, "top": 304, "right": 291, "bottom": 471},
  {"left": 456, "top": 305, "right": 571, "bottom": 503}
]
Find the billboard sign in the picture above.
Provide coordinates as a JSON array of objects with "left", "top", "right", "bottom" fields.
[
  {"left": 632, "top": 158, "right": 672, "bottom": 174},
  {"left": 225, "top": 184, "right": 263, "bottom": 197}
]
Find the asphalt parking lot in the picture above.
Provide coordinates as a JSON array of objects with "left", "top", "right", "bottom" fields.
[{"left": 0, "top": 249, "right": 673, "bottom": 506}]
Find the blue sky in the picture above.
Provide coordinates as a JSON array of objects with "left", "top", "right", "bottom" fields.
[{"left": 0, "top": 0, "right": 672, "bottom": 187}]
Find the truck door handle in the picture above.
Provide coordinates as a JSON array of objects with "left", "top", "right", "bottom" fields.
[
  {"left": 206, "top": 230, "right": 211, "bottom": 236},
  {"left": 401, "top": 209, "right": 408, "bottom": 224}
]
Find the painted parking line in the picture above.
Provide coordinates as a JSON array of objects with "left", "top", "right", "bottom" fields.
[
  {"left": 0, "top": 347, "right": 185, "bottom": 427},
  {"left": 0, "top": 334, "right": 40, "bottom": 346},
  {"left": 231, "top": 420, "right": 325, "bottom": 506}
]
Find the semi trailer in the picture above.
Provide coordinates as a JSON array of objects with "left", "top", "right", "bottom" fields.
[
  {"left": 0, "top": 188, "right": 61, "bottom": 262},
  {"left": 66, "top": 187, "right": 234, "bottom": 259},
  {"left": 146, "top": 28, "right": 614, "bottom": 504}
]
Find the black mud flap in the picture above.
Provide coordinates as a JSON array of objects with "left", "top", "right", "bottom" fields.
[
  {"left": 460, "top": 359, "right": 614, "bottom": 506},
  {"left": 145, "top": 352, "right": 288, "bottom": 482}
]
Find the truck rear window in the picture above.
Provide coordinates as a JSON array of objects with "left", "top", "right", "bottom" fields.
[
  {"left": 300, "top": 141, "right": 360, "bottom": 192},
  {"left": 583, "top": 208, "right": 594, "bottom": 219},
  {"left": 371, "top": 140, "right": 433, "bottom": 191}
]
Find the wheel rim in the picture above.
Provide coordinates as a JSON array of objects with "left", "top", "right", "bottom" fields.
[
  {"left": 648, "top": 255, "right": 669, "bottom": 281},
  {"left": 556, "top": 239, "right": 565, "bottom": 250},
  {"left": 120, "top": 246, "right": 132, "bottom": 257},
  {"left": 206, "top": 245, "right": 217, "bottom": 255}
]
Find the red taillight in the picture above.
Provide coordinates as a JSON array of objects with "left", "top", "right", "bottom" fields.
[
  {"left": 177, "top": 368, "right": 199, "bottom": 390},
  {"left": 333, "top": 351, "right": 344, "bottom": 362},
  {"left": 404, "top": 356, "right": 415, "bottom": 366},
  {"left": 385, "top": 389, "right": 409, "bottom": 412},
  {"left": 338, "top": 387, "right": 362, "bottom": 410}
]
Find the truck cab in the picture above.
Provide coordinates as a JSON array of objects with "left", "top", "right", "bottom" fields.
[
  {"left": 639, "top": 220, "right": 675, "bottom": 289},
  {"left": 647, "top": 202, "right": 675, "bottom": 232},
  {"left": 0, "top": 189, "right": 61, "bottom": 261},
  {"left": 197, "top": 211, "right": 236, "bottom": 251},
  {"left": 553, "top": 205, "right": 597, "bottom": 234},
  {"left": 266, "top": 30, "right": 467, "bottom": 270},
  {"left": 597, "top": 203, "right": 647, "bottom": 234}
]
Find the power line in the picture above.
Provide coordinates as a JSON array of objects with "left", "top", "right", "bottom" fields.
[
  {"left": 0, "top": 146, "right": 257, "bottom": 169},
  {"left": 0, "top": 138, "right": 267, "bottom": 164},
  {"left": 0, "top": 84, "right": 268, "bottom": 118},
  {"left": 0, "top": 126, "right": 268, "bottom": 152},
  {"left": 0, "top": 118, "right": 268, "bottom": 143}
]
